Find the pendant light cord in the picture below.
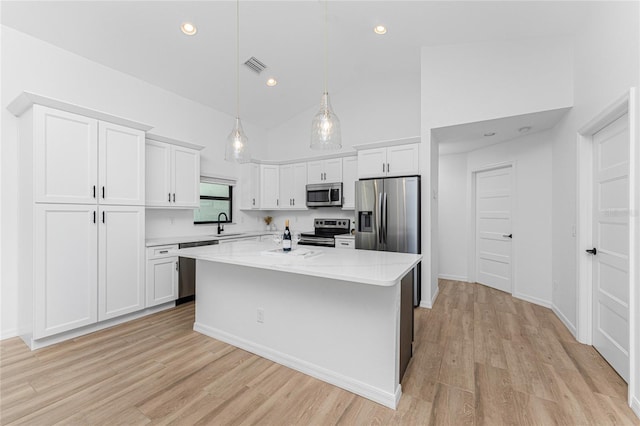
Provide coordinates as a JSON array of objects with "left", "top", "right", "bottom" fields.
[
  {"left": 324, "top": 0, "right": 328, "bottom": 94},
  {"left": 236, "top": 0, "right": 240, "bottom": 119}
]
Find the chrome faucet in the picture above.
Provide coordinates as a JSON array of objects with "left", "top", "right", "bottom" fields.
[{"left": 217, "top": 212, "right": 228, "bottom": 235}]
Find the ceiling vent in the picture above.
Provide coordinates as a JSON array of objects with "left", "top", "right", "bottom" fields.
[{"left": 243, "top": 57, "right": 267, "bottom": 74}]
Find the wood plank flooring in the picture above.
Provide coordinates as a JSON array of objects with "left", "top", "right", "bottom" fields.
[{"left": 1, "top": 279, "right": 638, "bottom": 425}]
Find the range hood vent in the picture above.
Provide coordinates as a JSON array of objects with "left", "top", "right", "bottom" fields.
[{"left": 243, "top": 57, "right": 267, "bottom": 74}]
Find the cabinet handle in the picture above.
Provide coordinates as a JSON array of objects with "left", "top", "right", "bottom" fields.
[
  {"left": 102, "top": 211, "right": 105, "bottom": 224},
  {"left": 168, "top": 193, "right": 171, "bottom": 202},
  {"left": 176, "top": 261, "right": 179, "bottom": 271},
  {"left": 252, "top": 198, "right": 255, "bottom": 206},
  {"left": 93, "top": 185, "right": 96, "bottom": 198},
  {"left": 102, "top": 186, "right": 105, "bottom": 199},
  {"left": 383, "top": 163, "right": 385, "bottom": 173},
  {"left": 277, "top": 199, "right": 279, "bottom": 206},
  {"left": 387, "top": 163, "right": 390, "bottom": 173},
  {"left": 340, "top": 242, "right": 349, "bottom": 246},
  {"left": 159, "top": 250, "right": 169, "bottom": 254},
  {"left": 173, "top": 193, "right": 176, "bottom": 203},
  {"left": 293, "top": 199, "right": 295, "bottom": 206},
  {"left": 93, "top": 211, "right": 96, "bottom": 224}
]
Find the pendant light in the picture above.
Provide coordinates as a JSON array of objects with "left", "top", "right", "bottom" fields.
[
  {"left": 225, "top": 0, "right": 250, "bottom": 163},
  {"left": 310, "top": 0, "right": 341, "bottom": 150}
]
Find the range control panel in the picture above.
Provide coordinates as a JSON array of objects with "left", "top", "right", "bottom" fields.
[{"left": 314, "top": 218, "right": 350, "bottom": 230}]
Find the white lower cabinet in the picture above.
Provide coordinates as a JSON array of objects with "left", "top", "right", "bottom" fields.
[
  {"left": 33, "top": 204, "right": 145, "bottom": 339},
  {"left": 34, "top": 204, "right": 98, "bottom": 339},
  {"left": 146, "top": 245, "right": 178, "bottom": 307},
  {"left": 98, "top": 206, "right": 145, "bottom": 321}
]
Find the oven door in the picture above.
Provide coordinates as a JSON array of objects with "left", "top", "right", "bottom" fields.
[{"left": 306, "top": 183, "right": 342, "bottom": 207}]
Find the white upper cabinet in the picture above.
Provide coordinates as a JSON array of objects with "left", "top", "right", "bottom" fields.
[
  {"left": 34, "top": 106, "right": 98, "bottom": 204},
  {"left": 342, "top": 156, "right": 358, "bottom": 210},
  {"left": 357, "top": 143, "right": 420, "bottom": 179},
  {"left": 386, "top": 144, "right": 420, "bottom": 177},
  {"left": 98, "top": 122, "right": 145, "bottom": 206},
  {"left": 145, "top": 139, "right": 201, "bottom": 208},
  {"left": 307, "top": 158, "right": 343, "bottom": 184},
  {"left": 33, "top": 105, "right": 145, "bottom": 205},
  {"left": 279, "top": 162, "right": 307, "bottom": 209},
  {"left": 98, "top": 205, "right": 145, "bottom": 321},
  {"left": 172, "top": 146, "right": 200, "bottom": 208},
  {"left": 260, "top": 164, "right": 280, "bottom": 209},
  {"left": 240, "top": 162, "right": 260, "bottom": 209}
]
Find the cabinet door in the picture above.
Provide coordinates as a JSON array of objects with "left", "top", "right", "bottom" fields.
[
  {"left": 240, "top": 163, "right": 260, "bottom": 209},
  {"left": 145, "top": 140, "right": 172, "bottom": 207},
  {"left": 34, "top": 105, "right": 98, "bottom": 204},
  {"left": 279, "top": 164, "right": 294, "bottom": 208},
  {"left": 146, "top": 257, "right": 178, "bottom": 307},
  {"left": 342, "top": 156, "right": 358, "bottom": 210},
  {"left": 357, "top": 148, "right": 387, "bottom": 179},
  {"left": 98, "top": 206, "right": 145, "bottom": 321},
  {"left": 387, "top": 144, "right": 420, "bottom": 177},
  {"left": 323, "top": 158, "right": 343, "bottom": 183},
  {"left": 34, "top": 204, "right": 98, "bottom": 339},
  {"left": 292, "top": 162, "right": 308, "bottom": 209},
  {"left": 99, "top": 122, "right": 145, "bottom": 206},
  {"left": 172, "top": 146, "right": 200, "bottom": 208},
  {"left": 307, "top": 160, "right": 324, "bottom": 184},
  {"left": 260, "top": 164, "right": 280, "bottom": 209}
]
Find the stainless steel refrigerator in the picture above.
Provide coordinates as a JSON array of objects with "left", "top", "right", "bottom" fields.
[{"left": 355, "top": 176, "right": 421, "bottom": 305}]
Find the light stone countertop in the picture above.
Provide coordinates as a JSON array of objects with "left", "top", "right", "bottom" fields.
[{"left": 177, "top": 240, "right": 422, "bottom": 287}]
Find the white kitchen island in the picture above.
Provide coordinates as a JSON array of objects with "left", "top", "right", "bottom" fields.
[{"left": 178, "top": 240, "right": 422, "bottom": 409}]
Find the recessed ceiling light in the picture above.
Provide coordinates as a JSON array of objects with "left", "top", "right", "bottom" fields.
[
  {"left": 374, "top": 25, "right": 387, "bottom": 35},
  {"left": 518, "top": 126, "right": 532, "bottom": 133},
  {"left": 266, "top": 78, "right": 278, "bottom": 87},
  {"left": 181, "top": 22, "right": 197, "bottom": 36},
  {"left": 484, "top": 132, "right": 496, "bottom": 137}
]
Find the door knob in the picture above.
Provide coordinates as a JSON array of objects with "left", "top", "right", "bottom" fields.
[
  {"left": 586, "top": 247, "right": 597, "bottom": 255},
  {"left": 502, "top": 234, "right": 513, "bottom": 238}
]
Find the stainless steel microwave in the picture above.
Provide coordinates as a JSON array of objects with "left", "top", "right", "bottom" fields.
[{"left": 306, "top": 183, "right": 343, "bottom": 207}]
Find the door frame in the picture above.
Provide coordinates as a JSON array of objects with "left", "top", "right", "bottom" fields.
[
  {"left": 467, "top": 161, "right": 517, "bottom": 294},
  {"left": 576, "top": 88, "right": 638, "bottom": 409}
]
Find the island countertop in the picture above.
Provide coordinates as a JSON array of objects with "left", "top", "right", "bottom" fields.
[{"left": 178, "top": 240, "right": 422, "bottom": 287}]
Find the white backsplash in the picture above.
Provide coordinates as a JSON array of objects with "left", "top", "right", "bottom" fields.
[{"left": 145, "top": 207, "right": 355, "bottom": 239}]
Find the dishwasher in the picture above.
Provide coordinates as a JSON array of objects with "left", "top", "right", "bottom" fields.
[{"left": 177, "top": 240, "right": 219, "bottom": 304}]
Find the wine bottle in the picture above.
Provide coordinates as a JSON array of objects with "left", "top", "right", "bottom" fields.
[{"left": 282, "top": 219, "right": 292, "bottom": 252}]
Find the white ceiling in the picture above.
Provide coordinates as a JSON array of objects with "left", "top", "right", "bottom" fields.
[
  {"left": 435, "top": 107, "right": 571, "bottom": 155},
  {"left": 1, "top": 1, "right": 587, "bottom": 130}
]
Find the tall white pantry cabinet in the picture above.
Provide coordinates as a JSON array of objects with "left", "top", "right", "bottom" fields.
[{"left": 9, "top": 94, "right": 151, "bottom": 348}]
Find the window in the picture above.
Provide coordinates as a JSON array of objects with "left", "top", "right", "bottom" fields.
[{"left": 194, "top": 181, "right": 233, "bottom": 224}]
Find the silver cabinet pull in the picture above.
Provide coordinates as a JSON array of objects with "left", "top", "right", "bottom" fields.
[{"left": 159, "top": 250, "right": 168, "bottom": 254}]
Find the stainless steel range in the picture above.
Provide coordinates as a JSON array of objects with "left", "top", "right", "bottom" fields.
[{"left": 298, "top": 218, "right": 350, "bottom": 247}]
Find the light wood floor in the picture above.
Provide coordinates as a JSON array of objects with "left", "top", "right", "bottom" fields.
[{"left": 1, "top": 280, "right": 638, "bottom": 425}]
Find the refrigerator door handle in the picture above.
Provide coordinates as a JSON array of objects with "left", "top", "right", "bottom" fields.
[
  {"left": 378, "top": 192, "right": 384, "bottom": 244},
  {"left": 382, "top": 192, "right": 388, "bottom": 245}
]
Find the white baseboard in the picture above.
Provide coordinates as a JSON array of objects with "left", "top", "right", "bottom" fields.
[
  {"left": 23, "top": 302, "right": 175, "bottom": 350},
  {"left": 194, "top": 322, "right": 400, "bottom": 409},
  {"left": 437, "top": 274, "right": 468, "bottom": 282},
  {"left": 0, "top": 328, "right": 19, "bottom": 341},
  {"left": 631, "top": 396, "right": 640, "bottom": 420},
  {"left": 551, "top": 303, "right": 577, "bottom": 338},
  {"left": 513, "top": 292, "right": 551, "bottom": 309},
  {"left": 419, "top": 284, "right": 440, "bottom": 309}
]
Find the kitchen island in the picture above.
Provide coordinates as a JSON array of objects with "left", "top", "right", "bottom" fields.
[{"left": 178, "top": 240, "right": 422, "bottom": 409}]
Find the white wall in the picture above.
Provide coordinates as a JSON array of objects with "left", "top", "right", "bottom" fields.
[
  {"left": 0, "top": 26, "right": 268, "bottom": 338},
  {"left": 422, "top": 35, "right": 574, "bottom": 306},
  {"left": 438, "top": 153, "right": 468, "bottom": 281},
  {"left": 265, "top": 68, "right": 421, "bottom": 161},
  {"left": 547, "top": 1, "right": 639, "bottom": 410}
]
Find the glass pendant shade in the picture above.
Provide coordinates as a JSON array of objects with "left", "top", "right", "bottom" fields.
[
  {"left": 310, "top": 92, "right": 341, "bottom": 149},
  {"left": 225, "top": 117, "right": 250, "bottom": 163}
]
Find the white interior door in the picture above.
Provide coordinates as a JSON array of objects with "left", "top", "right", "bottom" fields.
[
  {"left": 591, "top": 113, "right": 630, "bottom": 382},
  {"left": 475, "top": 166, "right": 513, "bottom": 293}
]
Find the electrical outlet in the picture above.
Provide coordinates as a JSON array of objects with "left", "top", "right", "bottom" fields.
[{"left": 257, "top": 308, "right": 264, "bottom": 323}]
